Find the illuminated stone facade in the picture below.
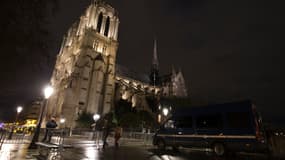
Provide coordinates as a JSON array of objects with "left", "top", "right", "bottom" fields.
[
  {"left": 46, "top": 1, "right": 119, "bottom": 127},
  {"left": 161, "top": 67, "right": 188, "bottom": 98},
  {"left": 46, "top": 1, "right": 187, "bottom": 128},
  {"left": 115, "top": 65, "right": 160, "bottom": 113}
]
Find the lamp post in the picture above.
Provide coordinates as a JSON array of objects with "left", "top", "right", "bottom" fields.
[
  {"left": 60, "top": 117, "right": 66, "bottom": 130},
  {"left": 59, "top": 117, "right": 66, "bottom": 146},
  {"left": 60, "top": 118, "right": 66, "bottom": 126},
  {"left": 8, "top": 106, "right": 23, "bottom": 139},
  {"left": 92, "top": 114, "right": 100, "bottom": 145},
  {"left": 92, "top": 114, "right": 100, "bottom": 131},
  {"left": 161, "top": 107, "right": 169, "bottom": 123},
  {"left": 29, "top": 85, "right": 53, "bottom": 149}
]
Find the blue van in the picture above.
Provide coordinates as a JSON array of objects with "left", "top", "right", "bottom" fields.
[{"left": 153, "top": 100, "right": 268, "bottom": 156}]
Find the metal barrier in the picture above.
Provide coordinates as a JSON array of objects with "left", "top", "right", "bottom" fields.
[
  {"left": 0, "top": 129, "right": 7, "bottom": 150},
  {"left": 121, "top": 131, "right": 154, "bottom": 145},
  {"left": 0, "top": 129, "right": 30, "bottom": 148},
  {"left": 37, "top": 128, "right": 71, "bottom": 159},
  {"left": 69, "top": 128, "right": 154, "bottom": 146}
]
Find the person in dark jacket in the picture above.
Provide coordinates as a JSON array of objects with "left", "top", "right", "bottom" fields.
[
  {"left": 102, "top": 119, "right": 111, "bottom": 149},
  {"left": 42, "top": 116, "right": 57, "bottom": 143},
  {"left": 102, "top": 113, "right": 113, "bottom": 149}
]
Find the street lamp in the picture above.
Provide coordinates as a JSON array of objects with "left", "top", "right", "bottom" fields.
[
  {"left": 17, "top": 106, "right": 23, "bottom": 114},
  {"left": 92, "top": 114, "right": 100, "bottom": 143},
  {"left": 162, "top": 108, "right": 169, "bottom": 116},
  {"left": 29, "top": 85, "right": 53, "bottom": 149},
  {"left": 60, "top": 118, "right": 66, "bottom": 124},
  {"left": 60, "top": 117, "right": 66, "bottom": 129},
  {"left": 93, "top": 114, "right": 100, "bottom": 122},
  {"left": 8, "top": 106, "right": 23, "bottom": 139},
  {"left": 59, "top": 117, "right": 66, "bottom": 147},
  {"left": 44, "top": 86, "right": 54, "bottom": 99},
  {"left": 91, "top": 114, "right": 100, "bottom": 131}
]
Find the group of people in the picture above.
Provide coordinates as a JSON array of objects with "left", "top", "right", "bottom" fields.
[
  {"left": 43, "top": 114, "right": 123, "bottom": 149},
  {"left": 94, "top": 113, "right": 123, "bottom": 149}
]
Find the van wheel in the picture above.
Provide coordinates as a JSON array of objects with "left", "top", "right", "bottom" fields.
[
  {"left": 213, "top": 143, "right": 225, "bottom": 156},
  {"left": 157, "top": 139, "right": 165, "bottom": 150}
]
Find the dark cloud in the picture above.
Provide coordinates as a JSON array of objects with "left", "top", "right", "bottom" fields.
[{"left": 110, "top": 0, "right": 285, "bottom": 124}]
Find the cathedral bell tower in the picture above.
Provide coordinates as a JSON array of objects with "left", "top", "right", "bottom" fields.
[{"left": 46, "top": 0, "right": 119, "bottom": 127}]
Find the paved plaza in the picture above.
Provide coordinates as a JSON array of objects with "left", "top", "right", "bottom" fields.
[{"left": 0, "top": 135, "right": 274, "bottom": 160}]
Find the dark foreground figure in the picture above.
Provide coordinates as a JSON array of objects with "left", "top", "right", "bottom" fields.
[{"left": 42, "top": 117, "right": 57, "bottom": 143}]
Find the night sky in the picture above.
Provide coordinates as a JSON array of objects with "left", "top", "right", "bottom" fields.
[{"left": 0, "top": 0, "right": 284, "bottom": 126}]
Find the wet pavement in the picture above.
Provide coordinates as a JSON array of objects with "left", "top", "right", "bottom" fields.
[
  {"left": 0, "top": 142, "right": 37, "bottom": 160},
  {"left": 0, "top": 138, "right": 275, "bottom": 160},
  {"left": 0, "top": 131, "right": 282, "bottom": 160}
]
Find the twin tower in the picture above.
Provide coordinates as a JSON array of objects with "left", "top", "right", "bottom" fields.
[
  {"left": 45, "top": 0, "right": 188, "bottom": 128},
  {"left": 46, "top": 1, "right": 119, "bottom": 127}
]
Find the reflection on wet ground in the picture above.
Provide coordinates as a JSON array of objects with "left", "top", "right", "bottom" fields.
[
  {"left": 0, "top": 142, "right": 273, "bottom": 160},
  {"left": 147, "top": 148, "right": 269, "bottom": 160},
  {"left": 0, "top": 143, "right": 37, "bottom": 160}
]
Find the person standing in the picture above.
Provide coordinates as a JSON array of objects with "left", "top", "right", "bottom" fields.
[
  {"left": 102, "top": 118, "right": 111, "bottom": 149},
  {"left": 114, "top": 124, "right": 123, "bottom": 148},
  {"left": 42, "top": 116, "right": 57, "bottom": 143}
]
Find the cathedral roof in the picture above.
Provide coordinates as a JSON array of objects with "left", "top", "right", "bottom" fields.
[{"left": 116, "top": 64, "right": 150, "bottom": 84}]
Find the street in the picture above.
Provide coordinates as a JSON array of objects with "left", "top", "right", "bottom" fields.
[
  {"left": 0, "top": 140, "right": 272, "bottom": 160},
  {"left": 34, "top": 145, "right": 272, "bottom": 160}
]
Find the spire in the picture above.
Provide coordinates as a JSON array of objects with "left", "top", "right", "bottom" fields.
[
  {"left": 152, "top": 39, "right": 159, "bottom": 68},
  {"left": 150, "top": 38, "right": 160, "bottom": 86},
  {"left": 172, "top": 65, "right": 176, "bottom": 76}
]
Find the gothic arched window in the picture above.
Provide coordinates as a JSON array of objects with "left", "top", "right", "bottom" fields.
[
  {"left": 97, "top": 12, "right": 103, "bottom": 33},
  {"left": 104, "top": 17, "right": 110, "bottom": 37}
]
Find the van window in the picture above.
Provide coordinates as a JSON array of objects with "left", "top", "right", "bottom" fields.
[
  {"left": 196, "top": 114, "right": 223, "bottom": 129},
  {"left": 164, "top": 120, "right": 175, "bottom": 129},
  {"left": 176, "top": 116, "right": 192, "bottom": 128},
  {"left": 227, "top": 112, "right": 251, "bottom": 129}
]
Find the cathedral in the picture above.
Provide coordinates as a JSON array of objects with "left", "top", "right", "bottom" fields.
[{"left": 45, "top": 0, "right": 188, "bottom": 127}]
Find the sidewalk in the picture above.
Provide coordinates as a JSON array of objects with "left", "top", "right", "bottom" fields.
[
  {"left": 0, "top": 143, "right": 38, "bottom": 160},
  {"left": 0, "top": 134, "right": 154, "bottom": 160}
]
